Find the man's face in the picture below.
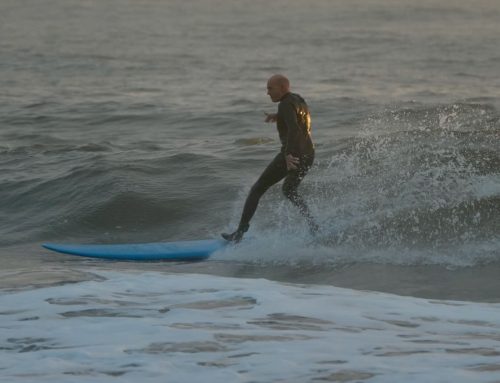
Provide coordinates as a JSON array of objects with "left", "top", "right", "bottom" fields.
[{"left": 267, "top": 80, "right": 284, "bottom": 103}]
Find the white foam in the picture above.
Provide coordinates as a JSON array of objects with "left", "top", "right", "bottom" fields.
[{"left": 1, "top": 271, "right": 500, "bottom": 382}]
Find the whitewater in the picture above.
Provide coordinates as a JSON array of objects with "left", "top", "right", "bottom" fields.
[{"left": 2, "top": 271, "right": 500, "bottom": 382}]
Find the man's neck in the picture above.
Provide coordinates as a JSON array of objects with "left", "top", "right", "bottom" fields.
[{"left": 279, "top": 92, "right": 291, "bottom": 101}]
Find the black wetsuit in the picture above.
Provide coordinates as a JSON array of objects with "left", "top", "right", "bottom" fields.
[{"left": 235, "top": 92, "right": 316, "bottom": 234}]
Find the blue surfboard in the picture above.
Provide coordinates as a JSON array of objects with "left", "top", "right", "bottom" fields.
[{"left": 42, "top": 239, "right": 227, "bottom": 261}]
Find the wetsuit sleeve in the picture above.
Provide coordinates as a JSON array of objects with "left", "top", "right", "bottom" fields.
[{"left": 278, "top": 101, "right": 300, "bottom": 156}]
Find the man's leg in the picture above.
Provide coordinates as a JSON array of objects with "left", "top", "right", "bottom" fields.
[
  {"left": 222, "top": 153, "right": 287, "bottom": 242},
  {"left": 282, "top": 154, "right": 318, "bottom": 232}
]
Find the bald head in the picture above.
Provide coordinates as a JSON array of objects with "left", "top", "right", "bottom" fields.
[
  {"left": 267, "top": 74, "right": 291, "bottom": 103},
  {"left": 268, "top": 74, "right": 290, "bottom": 89}
]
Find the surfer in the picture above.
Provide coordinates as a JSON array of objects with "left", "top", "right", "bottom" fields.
[{"left": 222, "top": 74, "right": 318, "bottom": 243}]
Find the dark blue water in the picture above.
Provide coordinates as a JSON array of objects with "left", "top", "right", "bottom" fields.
[{"left": 1, "top": 0, "right": 499, "bottom": 299}]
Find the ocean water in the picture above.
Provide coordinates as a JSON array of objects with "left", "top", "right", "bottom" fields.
[
  {"left": 2, "top": 271, "right": 500, "bottom": 382},
  {"left": 1, "top": 0, "right": 500, "bottom": 381}
]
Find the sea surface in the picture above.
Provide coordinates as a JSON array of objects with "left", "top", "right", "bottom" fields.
[{"left": 1, "top": 0, "right": 499, "bottom": 381}]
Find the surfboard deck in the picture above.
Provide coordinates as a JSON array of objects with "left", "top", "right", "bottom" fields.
[{"left": 42, "top": 239, "right": 227, "bottom": 261}]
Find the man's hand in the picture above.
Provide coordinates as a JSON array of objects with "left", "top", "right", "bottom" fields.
[
  {"left": 285, "top": 154, "right": 300, "bottom": 170},
  {"left": 264, "top": 113, "right": 277, "bottom": 123}
]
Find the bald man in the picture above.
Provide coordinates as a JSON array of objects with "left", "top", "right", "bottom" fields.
[{"left": 222, "top": 74, "right": 318, "bottom": 243}]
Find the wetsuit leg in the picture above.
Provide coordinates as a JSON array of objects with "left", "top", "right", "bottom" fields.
[
  {"left": 237, "top": 152, "right": 288, "bottom": 231},
  {"left": 282, "top": 154, "right": 318, "bottom": 231}
]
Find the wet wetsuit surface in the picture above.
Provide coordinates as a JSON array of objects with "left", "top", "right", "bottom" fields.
[
  {"left": 237, "top": 92, "right": 316, "bottom": 232},
  {"left": 276, "top": 92, "right": 314, "bottom": 157}
]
